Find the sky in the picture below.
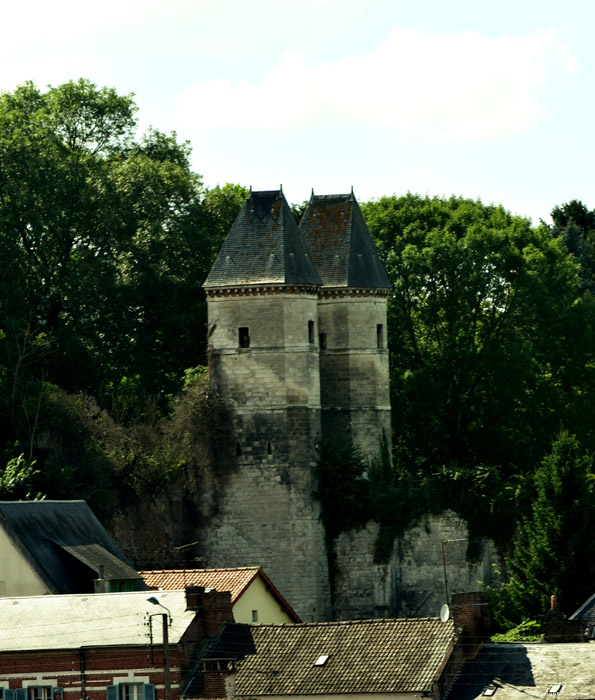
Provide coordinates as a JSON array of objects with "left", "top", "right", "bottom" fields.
[{"left": 1, "top": 0, "right": 593, "bottom": 223}]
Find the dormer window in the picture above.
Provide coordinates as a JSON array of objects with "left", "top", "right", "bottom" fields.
[{"left": 239, "top": 327, "right": 250, "bottom": 348}]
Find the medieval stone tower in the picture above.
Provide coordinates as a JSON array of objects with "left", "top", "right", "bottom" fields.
[{"left": 202, "top": 189, "right": 391, "bottom": 621}]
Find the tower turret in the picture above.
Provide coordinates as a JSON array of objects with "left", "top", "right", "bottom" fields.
[
  {"left": 203, "top": 190, "right": 331, "bottom": 621},
  {"left": 299, "top": 191, "right": 392, "bottom": 463}
]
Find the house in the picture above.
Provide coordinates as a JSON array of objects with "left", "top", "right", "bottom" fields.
[
  {"left": 188, "top": 617, "right": 463, "bottom": 700},
  {"left": 182, "top": 591, "right": 490, "bottom": 700},
  {"left": 140, "top": 567, "right": 301, "bottom": 624},
  {"left": 569, "top": 592, "right": 595, "bottom": 639},
  {"left": 449, "top": 642, "right": 595, "bottom": 699},
  {"left": 0, "top": 500, "right": 144, "bottom": 596},
  {"left": 0, "top": 586, "right": 233, "bottom": 700}
]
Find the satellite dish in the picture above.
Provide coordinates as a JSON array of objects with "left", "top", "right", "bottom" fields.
[{"left": 440, "top": 604, "right": 450, "bottom": 622}]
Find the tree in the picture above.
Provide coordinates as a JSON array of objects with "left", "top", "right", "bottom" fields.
[
  {"left": 506, "top": 431, "right": 595, "bottom": 619},
  {"left": 361, "top": 194, "right": 593, "bottom": 481},
  {"left": 0, "top": 80, "right": 231, "bottom": 434},
  {"left": 550, "top": 199, "right": 595, "bottom": 292}
]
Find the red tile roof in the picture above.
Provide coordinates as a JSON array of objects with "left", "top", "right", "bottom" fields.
[{"left": 139, "top": 566, "right": 301, "bottom": 622}]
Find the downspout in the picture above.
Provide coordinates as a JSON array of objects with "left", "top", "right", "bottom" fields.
[{"left": 78, "top": 649, "right": 87, "bottom": 700}]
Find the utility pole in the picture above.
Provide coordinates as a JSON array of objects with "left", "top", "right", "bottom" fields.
[
  {"left": 147, "top": 597, "right": 172, "bottom": 700},
  {"left": 161, "top": 613, "right": 171, "bottom": 700}
]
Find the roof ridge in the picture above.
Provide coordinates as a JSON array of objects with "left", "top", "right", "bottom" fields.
[
  {"left": 247, "top": 616, "right": 443, "bottom": 629},
  {"left": 140, "top": 566, "right": 260, "bottom": 574}
]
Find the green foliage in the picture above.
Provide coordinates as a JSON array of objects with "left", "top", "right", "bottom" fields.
[
  {"left": 316, "top": 434, "right": 433, "bottom": 564},
  {"left": 491, "top": 619, "right": 542, "bottom": 642},
  {"left": 0, "top": 452, "right": 43, "bottom": 500},
  {"left": 0, "top": 78, "right": 248, "bottom": 483},
  {"left": 362, "top": 193, "right": 588, "bottom": 480},
  {"left": 550, "top": 199, "right": 595, "bottom": 292},
  {"left": 505, "top": 431, "right": 595, "bottom": 619},
  {"left": 315, "top": 437, "right": 370, "bottom": 544}
]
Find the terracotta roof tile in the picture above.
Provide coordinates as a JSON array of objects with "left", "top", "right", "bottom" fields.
[{"left": 140, "top": 567, "right": 260, "bottom": 602}]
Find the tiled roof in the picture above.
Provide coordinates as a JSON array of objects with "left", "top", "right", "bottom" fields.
[
  {"left": 450, "top": 642, "right": 595, "bottom": 700},
  {"left": 204, "top": 617, "right": 456, "bottom": 695},
  {"left": 141, "top": 567, "right": 259, "bottom": 602},
  {"left": 0, "top": 500, "right": 143, "bottom": 594},
  {"left": 570, "top": 592, "right": 595, "bottom": 625},
  {"left": 0, "top": 590, "right": 194, "bottom": 651},
  {"left": 204, "top": 190, "right": 321, "bottom": 288},
  {"left": 299, "top": 192, "right": 391, "bottom": 289},
  {"left": 140, "top": 567, "right": 301, "bottom": 623}
]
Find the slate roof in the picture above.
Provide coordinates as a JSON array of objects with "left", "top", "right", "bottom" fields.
[
  {"left": 449, "top": 642, "right": 595, "bottom": 700},
  {"left": 571, "top": 592, "right": 595, "bottom": 626},
  {"left": 0, "top": 590, "right": 194, "bottom": 651},
  {"left": 203, "top": 617, "right": 457, "bottom": 695},
  {"left": 204, "top": 190, "right": 321, "bottom": 288},
  {"left": 140, "top": 566, "right": 301, "bottom": 622},
  {"left": 299, "top": 192, "right": 392, "bottom": 289},
  {"left": 0, "top": 500, "right": 143, "bottom": 594}
]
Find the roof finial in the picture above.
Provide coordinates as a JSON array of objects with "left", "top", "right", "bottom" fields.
[
  {"left": 280, "top": 183, "right": 283, "bottom": 192},
  {"left": 350, "top": 186, "right": 355, "bottom": 199}
]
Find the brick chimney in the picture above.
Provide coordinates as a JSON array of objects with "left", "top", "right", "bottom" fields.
[
  {"left": 451, "top": 591, "right": 491, "bottom": 659},
  {"left": 202, "top": 590, "right": 234, "bottom": 636},
  {"left": 543, "top": 594, "right": 587, "bottom": 643},
  {"left": 185, "top": 586, "right": 234, "bottom": 636},
  {"left": 186, "top": 585, "right": 206, "bottom": 611}
]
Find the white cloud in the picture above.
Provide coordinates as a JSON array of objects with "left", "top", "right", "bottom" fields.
[{"left": 175, "top": 26, "right": 575, "bottom": 142}]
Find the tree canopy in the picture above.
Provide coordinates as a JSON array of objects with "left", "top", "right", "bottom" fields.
[
  {"left": 505, "top": 431, "right": 595, "bottom": 619},
  {"left": 362, "top": 194, "right": 595, "bottom": 478},
  {"left": 0, "top": 79, "right": 245, "bottom": 480}
]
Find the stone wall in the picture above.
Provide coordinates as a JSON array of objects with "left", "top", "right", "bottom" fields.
[
  {"left": 318, "top": 294, "right": 391, "bottom": 462},
  {"left": 195, "top": 460, "right": 331, "bottom": 623},
  {"left": 333, "top": 511, "right": 501, "bottom": 619}
]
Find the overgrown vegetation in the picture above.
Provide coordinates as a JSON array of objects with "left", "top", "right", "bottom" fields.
[{"left": 4, "top": 79, "right": 595, "bottom": 630}]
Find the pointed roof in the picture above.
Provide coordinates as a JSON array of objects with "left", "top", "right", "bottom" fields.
[
  {"left": 0, "top": 500, "right": 143, "bottom": 594},
  {"left": 299, "top": 192, "right": 391, "bottom": 289},
  {"left": 139, "top": 566, "right": 301, "bottom": 623},
  {"left": 204, "top": 190, "right": 321, "bottom": 288}
]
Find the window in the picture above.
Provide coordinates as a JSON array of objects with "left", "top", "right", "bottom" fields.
[
  {"left": 236, "top": 442, "right": 242, "bottom": 456},
  {"left": 252, "top": 609, "right": 259, "bottom": 622},
  {"left": 29, "top": 689, "right": 51, "bottom": 700},
  {"left": 377, "top": 324, "right": 384, "bottom": 350},
  {"left": 106, "top": 685, "right": 155, "bottom": 700},
  {"left": 7, "top": 689, "right": 64, "bottom": 700},
  {"left": 308, "top": 320, "right": 315, "bottom": 344},
  {"left": 239, "top": 327, "right": 250, "bottom": 348},
  {"left": 267, "top": 441, "right": 272, "bottom": 456},
  {"left": 319, "top": 333, "right": 327, "bottom": 350},
  {"left": 120, "top": 686, "right": 143, "bottom": 700}
]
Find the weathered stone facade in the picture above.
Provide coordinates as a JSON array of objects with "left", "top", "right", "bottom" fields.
[
  {"left": 333, "top": 511, "right": 501, "bottom": 620},
  {"left": 200, "top": 189, "right": 392, "bottom": 621},
  {"left": 318, "top": 292, "right": 391, "bottom": 462},
  {"left": 110, "top": 189, "right": 501, "bottom": 625}
]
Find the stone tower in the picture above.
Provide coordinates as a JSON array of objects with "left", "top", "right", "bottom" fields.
[
  {"left": 202, "top": 188, "right": 391, "bottom": 621},
  {"left": 203, "top": 190, "right": 331, "bottom": 621},
  {"left": 299, "top": 192, "right": 392, "bottom": 462}
]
